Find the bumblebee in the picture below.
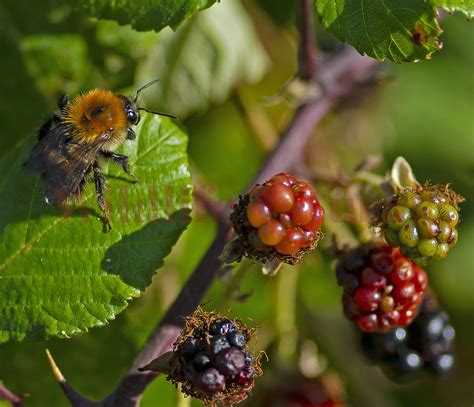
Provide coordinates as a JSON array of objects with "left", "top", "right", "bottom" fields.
[{"left": 25, "top": 80, "right": 175, "bottom": 230}]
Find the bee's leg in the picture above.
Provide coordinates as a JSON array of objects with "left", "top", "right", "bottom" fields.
[
  {"left": 127, "top": 127, "right": 136, "bottom": 140},
  {"left": 37, "top": 114, "right": 61, "bottom": 140},
  {"left": 93, "top": 162, "right": 112, "bottom": 231},
  {"left": 100, "top": 151, "right": 140, "bottom": 182}
]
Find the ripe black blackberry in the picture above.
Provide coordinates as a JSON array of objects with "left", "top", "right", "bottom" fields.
[
  {"left": 167, "top": 308, "right": 262, "bottom": 406},
  {"left": 361, "top": 293, "right": 455, "bottom": 380},
  {"left": 376, "top": 183, "right": 463, "bottom": 266}
]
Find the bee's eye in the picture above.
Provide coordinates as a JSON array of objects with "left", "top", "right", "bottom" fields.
[{"left": 127, "top": 110, "right": 139, "bottom": 124}]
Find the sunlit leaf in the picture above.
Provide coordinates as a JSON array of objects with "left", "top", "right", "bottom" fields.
[
  {"left": 315, "top": 0, "right": 442, "bottom": 62},
  {"left": 0, "top": 113, "right": 192, "bottom": 343},
  {"left": 432, "top": 0, "right": 474, "bottom": 18}
]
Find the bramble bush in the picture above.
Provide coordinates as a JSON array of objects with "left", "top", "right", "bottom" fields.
[{"left": 0, "top": 1, "right": 472, "bottom": 406}]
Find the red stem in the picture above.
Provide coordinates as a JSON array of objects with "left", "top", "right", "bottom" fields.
[
  {"left": 297, "top": 0, "right": 317, "bottom": 80},
  {"left": 0, "top": 382, "right": 23, "bottom": 407}
]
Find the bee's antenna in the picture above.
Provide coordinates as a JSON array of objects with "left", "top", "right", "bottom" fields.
[
  {"left": 134, "top": 79, "right": 160, "bottom": 103},
  {"left": 137, "top": 107, "right": 178, "bottom": 120}
]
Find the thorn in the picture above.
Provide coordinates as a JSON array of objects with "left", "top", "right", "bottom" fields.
[
  {"left": 45, "top": 349, "right": 95, "bottom": 406},
  {"left": 46, "top": 349, "right": 66, "bottom": 384}
]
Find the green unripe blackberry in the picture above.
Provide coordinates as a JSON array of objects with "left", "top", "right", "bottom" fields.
[
  {"left": 377, "top": 184, "right": 463, "bottom": 266},
  {"left": 397, "top": 191, "right": 421, "bottom": 209},
  {"left": 387, "top": 206, "right": 411, "bottom": 230},
  {"left": 417, "top": 239, "right": 437, "bottom": 257},
  {"left": 399, "top": 220, "right": 419, "bottom": 248},
  {"left": 434, "top": 243, "right": 449, "bottom": 260},
  {"left": 385, "top": 228, "right": 401, "bottom": 247}
]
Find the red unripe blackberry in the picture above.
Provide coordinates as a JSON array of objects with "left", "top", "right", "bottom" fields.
[
  {"left": 275, "top": 227, "right": 305, "bottom": 255},
  {"left": 246, "top": 201, "right": 271, "bottom": 228},
  {"left": 354, "top": 288, "right": 381, "bottom": 312},
  {"left": 262, "top": 183, "right": 294, "bottom": 212},
  {"left": 377, "top": 184, "right": 463, "bottom": 265},
  {"left": 290, "top": 197, "right": 315, "bottom": 225},
  {"left": 269, "top": 173, "right": 296, "bottom": 186},
  {"left": 261, "top": 375, "right": 345, "bottom": 407},
  {"left": 302, "top": 204, "right": 324, "bottom": 231},
  {"left": 258, "top": 219, "right": 286, "bottom": 246},
  {"left": 229, "top": 173, "right": 324, "bottom": 265},
  {"left": 336, "top": 246, "right": 428, "bottom": 332}
]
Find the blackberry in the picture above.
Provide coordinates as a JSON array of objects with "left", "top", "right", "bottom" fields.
[
  {"left": 181, "top": 337, "right": 206, "bottom": 360},
  {"left": 210, "top": 334, "right": 231, "bottom": 355},
  {"left": 195, "top": 368, "right": 226, "bottom": 394},
  {"left": 260, "top": 375, "right": 345, "bottom": 407},
  {"left": 228, "top": 173, "right": 324, "bottom": 265},
  {"left": 336, "top": 246, "right": 427, "bottom": 332},
  {"left": 232, "top": 366, "right": 255, "bottom": 387},
  {"left": 167, "top": 308, "right": 262, "bottom": 405},
  {"left": 377, "top": 184, "right": 463, "bottom": 265},
  {"left": 209, "top": 318, "right": 235, "bottom": 335},
  {"left": 215, "top": 348, "right": 246, "bottom": 375},
  {"left": 227, "top": 331, "right": 246, "bottom": 349},
  {"left": 360, "top": 293, "right": 455, "bottom": 380},
  {"left": 193, "top": 352, "right": 212, "bottom": 371}
]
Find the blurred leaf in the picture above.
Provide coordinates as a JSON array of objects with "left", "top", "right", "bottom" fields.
[
  {"left": 432, "top": 0, "right": 474, "bottom": 17},
  {"left": 315, "top": 0, "right": 442, "bottom": 62},
  {"left": 432, "top": 223, "right": 474, "bottom": 310},
  {"left": 298, "top": 254, "right": 340, "bottom": 309},
  {"left": 0, "top": 113, "right": 192, "bottom": 343},
  {"left": 95, "top": 20, "right": 157, "bottom": 58},
  {"left": 137, "top": 0, "right": 269, "bottom": 117},
  {"left": 21, "top": 34, "right": 92, "bottom": 101},
  {"left": 0, "top": 6, "right": 49, "bottom": 155},
  {"left": 255, "top": 0, "right": 297, "bottom": 26},
  {"left": 187, "top": 102, "right": 265, "bottom": 200},
  {"left": 0, "top": 1, "right": 79, "bottom": 36},
  {"left": 382, "top": 16, "right": 474, "bottom": 200},
  {"left": 68, "top": 0, "right": 218, "bottom": 32}
]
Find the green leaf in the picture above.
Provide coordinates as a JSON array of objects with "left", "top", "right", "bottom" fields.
[
  {"left": 315, "top": 0, "right": 442, "bottom": 62},
  {"left": 431, "top": 0, "right": 474, "bottom": 18},
  {"left": 21, "top": 34, "right": 93, "bottom": 101},
  {"left": 137, "top": 0, "right": 269, "bottom": 117},
  {"left": 256, "top": 0, "right": 297, "bottom": 26},
  {"left": 0, "top": 5, "right": 50, "bottom": 155},
  {"left": 0, "top": 114, "right": 192, "bottom": 343},
  {"left": 68, "top": 0, "right": 218, "bottom": 32}
]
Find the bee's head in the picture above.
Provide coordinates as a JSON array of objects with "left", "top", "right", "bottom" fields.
[
  {"left": 120, "top": 96, "right": 141, "bottom": 125},
  {"left": 120, "top": 80, "right": 177, "bottom": 126}
]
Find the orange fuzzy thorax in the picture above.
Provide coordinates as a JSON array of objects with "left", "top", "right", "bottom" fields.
[{"left": 64, "top": 89, "right": 129, "bottom": 148}]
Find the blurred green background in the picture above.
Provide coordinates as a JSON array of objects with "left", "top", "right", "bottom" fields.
[{"left": 0, "top": 0, "right": 473, "bottom": 406}]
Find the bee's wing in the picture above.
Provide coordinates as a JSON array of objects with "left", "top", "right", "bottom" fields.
[{"left": 26, "top": 123, "right": 104, "bottom": 204}]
